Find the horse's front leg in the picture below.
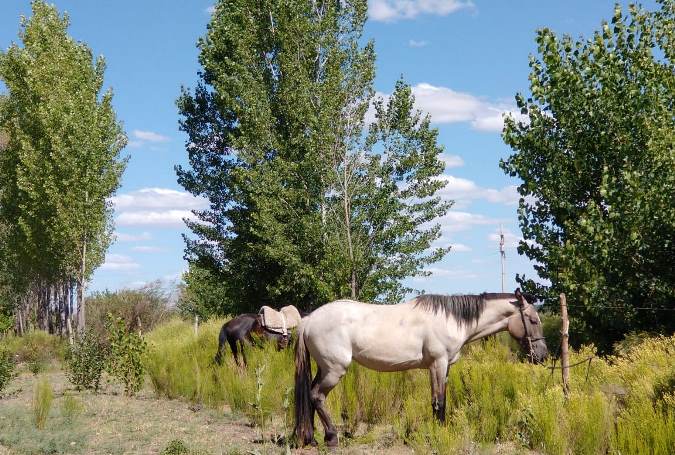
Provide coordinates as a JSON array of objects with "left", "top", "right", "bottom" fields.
[{"left": 429, "top": 357, "right": 449, "bottom": 423}]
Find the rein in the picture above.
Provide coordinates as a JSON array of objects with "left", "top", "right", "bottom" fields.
[{"left": 516, "top": 298, "right": 545, "bottom": 360}]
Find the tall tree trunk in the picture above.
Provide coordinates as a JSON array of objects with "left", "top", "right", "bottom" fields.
[
  {"left": 66, "top": 281, "right": 73, "bottom": 344},
  {"left": 15, "top": 301, "right": 24, "bottom": 336},
  {"left": 77, "top": 238, "right": 87, "bottom": 335},
  {"left": 342, "top": 183, "right": 356, "bottom": 299}
]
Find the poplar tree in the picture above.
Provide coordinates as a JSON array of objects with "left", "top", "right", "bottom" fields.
[
  {"left": 178, "top": 0, "right": 450, "bottom": 312},
  {"left": 501, "top": 1, "right": 674, "bottom": 351},
  {"left": 0, "top": 1, "right": 126, "bottom": 334}
]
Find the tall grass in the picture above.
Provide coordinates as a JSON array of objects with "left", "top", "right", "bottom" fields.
[
  {"left": 32, "top": 376, "right": 53, "bottom": 429},
  {"left": 146, "top": 317, "right": 675, "bottom": 453}
]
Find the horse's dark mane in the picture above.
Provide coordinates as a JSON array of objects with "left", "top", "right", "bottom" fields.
[{"left": 413, "top": 293, "right": 516, "bottom": 326}]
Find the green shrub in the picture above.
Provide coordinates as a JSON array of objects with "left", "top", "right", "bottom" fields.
[
  {"left": 160, "top": 439, "right": 189, "bottom": 455},
  {"left": 3, "top": 330, "right": 65, "bottom": 373},
  {"left": 87, "top": 283, "right": 171, "bottom": 338},
  {"left": 65, "top": 330, "right": 108, "bottom": 392},
  {"left": 0, "top": 348, "right": 15, "bottom": 392},
  {"left": 60, "top": 394, "right": 84, "bottom": 423},
  {"left": 106, "top": 315, "right": 147, "bottom": 396},
  {"left": 32, "top": 377, "right": 53, "bottom": 429}
]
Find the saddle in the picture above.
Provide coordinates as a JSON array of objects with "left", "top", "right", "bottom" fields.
[{"left": 258, "top": 305, "right": 302, "bottom": 336}]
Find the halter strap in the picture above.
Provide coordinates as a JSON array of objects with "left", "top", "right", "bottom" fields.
[{"left": 515, "top": 290, "right": 543, "bottom": 359}]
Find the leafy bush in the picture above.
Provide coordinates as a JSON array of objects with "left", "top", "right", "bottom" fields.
[
  {"left": 160, "top": 439, "right": 189, "bottom": 455},
  {"left": 65, "top": 330, "right": 108, "bottom": 392},
  {"left": 32, "top": 377, "right": 53, "bottom": 429},
  {"left": 106, "top": 315, "right": 147, "bottom": 396},
  {"left": 0, "top": 348, "right": 15, "bottom": 393},
  {"left": 87, "top": 283, "right": 171, "bottom": 338},
  {"left": 3, "top": 330, "right": 65, "bottom": 373}
]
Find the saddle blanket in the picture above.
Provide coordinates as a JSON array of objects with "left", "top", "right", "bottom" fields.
[{"left": 259, "top": 305, "right": 302, "bottom": 335}]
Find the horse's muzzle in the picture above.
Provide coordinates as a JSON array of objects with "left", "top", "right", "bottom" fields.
[{"left": 528, "top": 340, "right": 549, "bottom": 364}]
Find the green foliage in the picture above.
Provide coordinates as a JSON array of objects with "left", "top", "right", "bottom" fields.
[
  {"left": 177, "top": 0, "right": 449, "bottom": 311},
  {"left": 65, "top": 329, "right": 108, "bottom": 392},
  {"left": 0, "top": 0, "right": 127, "bottom": 325},
  {"left": 87, "top": 282, "right": 170, "bottom": 337},
  {"left": 177, "top": 263, "right": 231, "bottom": 319},
  {"left": 60, "top": 394, "right": 84, "bottom": 424},
  {"left": 32, "top": 376, "right": 53, "bottom": 430},
  {"left": 105, "top": 315, "right": 147, "bottom": 396},
  {"left": 159, "top": 439, "right": 208, "bottom": 455},
  {"left": 146, "top": 319, "right": 675, "bottom": 453},
  {"left": 2, "top": 330, "right": 65, "bottom": 373},
  {"left": 501, "top": 2, "right": 675, "bottom": 352},
  {"left": 0, "top": 348, "right": 15, "bottom": 393},
  {"left": 160, "top": 440, "right": 190, "bottom": 455}
]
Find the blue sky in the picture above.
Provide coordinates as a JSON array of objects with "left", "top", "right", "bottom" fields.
[{"left": 0, "top": 0, "right": 657, "bottom": 296}]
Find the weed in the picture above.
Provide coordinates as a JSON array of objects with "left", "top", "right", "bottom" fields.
[
  {"left": 0, "top": 348, "right": 15, "bottom": 392},
  {"left": 32, "top": 376, "right": 53, "bottom": 429},
  {"left": 160, "top": 439, "right": 190, "bottom": 455},
  {"left": 60, "top": 394, "right": 84, "bottom": 423},
  {"left": 3, "top": 330, "right": 65, "bottom": 366}
]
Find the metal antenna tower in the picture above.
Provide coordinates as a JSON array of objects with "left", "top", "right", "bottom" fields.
[{"left": 499, "top": 224, "right": 506, "bottom": 292}]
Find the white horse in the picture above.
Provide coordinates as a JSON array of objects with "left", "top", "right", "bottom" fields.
[{"left": 294, "top": 289, "right": 547, "bottom": 447}]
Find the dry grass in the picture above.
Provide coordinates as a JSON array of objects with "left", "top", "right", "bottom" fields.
[{"left": 0, "top": 370, "right": 419, "bottom": 454}]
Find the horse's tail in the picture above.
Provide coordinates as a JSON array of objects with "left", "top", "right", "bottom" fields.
[
  {"left": 214, "top": 324, "right": 227, "bottom": 365},
  {"left": 294, "top": 321, "right": 314, "bottom": 446}
]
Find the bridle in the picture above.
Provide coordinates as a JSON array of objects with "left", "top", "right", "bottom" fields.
[{"left": 515, "top": 291, "right": 545, "bottom": 360}]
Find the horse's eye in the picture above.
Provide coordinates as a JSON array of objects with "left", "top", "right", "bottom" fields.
[{"left": 529, "top": 317, "right": 539, "bottom": 325}]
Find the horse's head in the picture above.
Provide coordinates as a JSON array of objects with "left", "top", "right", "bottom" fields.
[{"left": 507, "top": 289, "right": 548, "bottom": 364}]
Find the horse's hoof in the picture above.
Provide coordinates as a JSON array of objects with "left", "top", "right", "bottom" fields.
[
  {"left": 324, "top": 432, "right": 338, "bottom": 448},
  {"left": 309, "top": 438, "right": 318, "bottom": 447}
]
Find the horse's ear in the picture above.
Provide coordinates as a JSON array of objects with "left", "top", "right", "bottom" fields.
[{"left": 514, "top": 288, "right": 526, "bottom": 306}]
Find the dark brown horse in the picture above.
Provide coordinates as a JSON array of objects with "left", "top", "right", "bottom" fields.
[{"left": 214, "top": 313, "right": 290, "bottom": 367}]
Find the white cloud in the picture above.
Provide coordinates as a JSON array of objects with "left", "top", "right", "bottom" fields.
[
  {"left": 111, "top": 188, "right": 207, "bottom": 211},
  {"left": 410, "top": 83, "right": 526, "bottom": 132},
  {"left": 408, "top": 39, "right": 429, "bottom": 48},
  {"left": 127, "top": 130, "right": 170, "bottom": 149},
  {"left": 131, "top": 246, "right": 164, "bottom": 253},
  {"left": 450, "top": 243, "right": 472, "bottom": 252},
  {"left": 437, "top": 175, "right": 520, "bottom": 209},
  {"left": 117, "top": 209, "right": 198, "bottom": 227},
  {"left": 205, "top": 5, "right": 216, "bottom": 14},
  {"left": 431, "top": 236, "right": 472, "bottom": 252},
  {"left": 412, "top": 266, "right": 478, "bottom": 281},
  {"left": 102, "top": 254, "right": 140, "bottom": 271},
  {"left": 114, "top": 231, "right": 152, "bottom": 242},
  {"left": 369, "top": 0, "right": 474, "bottom": 22},
  {"left": 112, "top": 188, "right": 207, "bottom": 228},
  {"left": 437, "top": 210, "right": 501, "bottom": 233},
  {"left": 440, "top": 153, "right": 464, "bottom": 169},
  {"left": 370, "top": 83, "right": 525, "bottom": 133},
  {"left": 132, "top": 130, "right": 170, "bottom": 143}
]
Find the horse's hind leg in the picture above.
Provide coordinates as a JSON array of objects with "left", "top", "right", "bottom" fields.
[
  {"left": 311, "top": 367, "right": 346, "bottom": 447},
  {"left": 429, "top": 357, "right": 449, "bottom": 423}
]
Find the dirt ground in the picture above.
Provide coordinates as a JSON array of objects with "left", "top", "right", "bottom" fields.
[{"left": 0, "top": 368, "right": 417, "bottom": 455}]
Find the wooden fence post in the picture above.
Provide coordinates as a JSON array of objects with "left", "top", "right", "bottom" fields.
[
  {"left": 560, "top": 293, "right": 570, "bottom": 399},
  {"left": 194, "top": 315, "right": 199, "bottom": 336}
]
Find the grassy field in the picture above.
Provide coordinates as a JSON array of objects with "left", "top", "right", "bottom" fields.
[
  {"left": 145, "top": 318, "right": 674, "bottom": 454},
  {"left": 1, "top": 319, "right": 673, "bottom": 454}
]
